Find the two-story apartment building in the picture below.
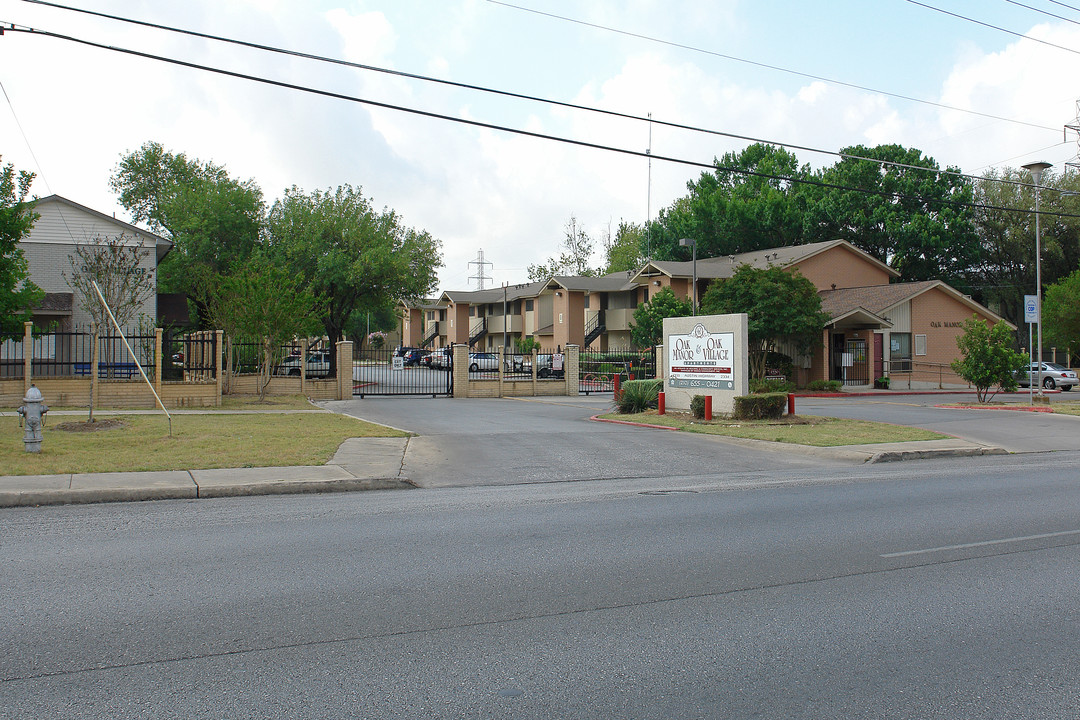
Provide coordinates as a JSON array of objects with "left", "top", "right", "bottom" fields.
[{"left": 404, "top": 239, "right": 1009, "bottom": 388}]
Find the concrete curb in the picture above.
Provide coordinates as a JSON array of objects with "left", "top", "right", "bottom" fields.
[{"left": 587, "top": 414, "right": 1007, "bottom": 464}]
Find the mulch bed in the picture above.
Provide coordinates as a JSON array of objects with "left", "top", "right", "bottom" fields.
[{"left": 53, "top": 419, "right": 125, "bottom": 432}]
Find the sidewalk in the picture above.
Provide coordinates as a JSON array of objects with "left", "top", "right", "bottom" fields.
[{"left": 0, "top": 437, "right": 414, "bottom": 508}]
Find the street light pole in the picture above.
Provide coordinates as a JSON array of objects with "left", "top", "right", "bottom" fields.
[
  {"left": 679, "top": 238, "right": 697, "bottom": 315},
  {"left": 1023, "top": 161, "right": 1052, "bottom": 399}
]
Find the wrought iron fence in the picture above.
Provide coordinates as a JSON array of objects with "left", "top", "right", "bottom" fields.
[
  {"left": 352, "top": 347, "right": 452, "bottom": 397},
  {"left": 0, "top": 334, "right": 25, "bottom": 379},
  {"left": 579, "top": 349, "right": 656, "bottom": 394}
]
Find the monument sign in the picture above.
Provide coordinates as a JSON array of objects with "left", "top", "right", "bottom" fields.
[{"left": 662, "top": 313, "right": 748, "bottom": 414}]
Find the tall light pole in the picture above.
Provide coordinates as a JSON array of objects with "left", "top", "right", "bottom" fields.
[
  {"left": 679, "top": 237, "right": 697, "bottom": 315},
  {"left": 1022, "top": 161, "right": 1052, "bottom": 398}
]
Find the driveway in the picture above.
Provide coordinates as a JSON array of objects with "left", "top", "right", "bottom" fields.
[
  {"left": 793, "top": 392, "right": 1080, "bottom": 453},
  {"left": 323, "top": 395, "right": 841, "bottom": 488}
]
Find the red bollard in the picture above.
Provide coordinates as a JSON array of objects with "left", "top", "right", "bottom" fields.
[
  {"left": 613, "top": 374, "right": 621, "bottom": 399},
  {"left": 704, "top": 395, "right": 712, "bottom": 421},
  {"left": 788, "top": 392, "right": 795, "bottom": 416},
  {"left": 658, "top": 391, "right": 665, "bottom": 415}
]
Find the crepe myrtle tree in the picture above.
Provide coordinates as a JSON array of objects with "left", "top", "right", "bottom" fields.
[{"left": 950, "top": 316, "right": 1026, "bottom": 403}]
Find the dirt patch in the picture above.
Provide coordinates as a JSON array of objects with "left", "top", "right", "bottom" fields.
[{"left": 54, "top": 418, "right": 125, "bottom": 433}]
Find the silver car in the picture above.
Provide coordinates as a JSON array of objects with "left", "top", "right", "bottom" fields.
[{"left": 1017, "top": 362, "right": 1078, "bottom": 391}]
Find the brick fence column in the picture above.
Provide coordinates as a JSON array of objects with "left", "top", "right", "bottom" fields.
[
  {"left": 337, "top": 340, "right": 353, "bottom": 400},
  {"left": 564, "top": 345, "right": 579, "bottom": 396},
  {"left": 215, "top": 330, "right": 224, "bottom": 406},
  {"left": 154, "top": 328, "right": 163, "bottom": 397},
  {"left": 23, "top": 321, "right": 32, "bottom": 394},
  {"left": 452, "top": 344, "right": 469, "bottom": 398}
]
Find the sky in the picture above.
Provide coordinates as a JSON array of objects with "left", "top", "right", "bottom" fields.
[{"left": 2, "top": 0, "right": 1080, "bottom": 293}]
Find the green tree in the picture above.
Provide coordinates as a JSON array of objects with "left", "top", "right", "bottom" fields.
[
  {"left": 110, "top": 141, "right": 264, "bottom": 319},
  {"left": 699, "top": 265, "right": 828, "bottom": 379},
  {"left": 0, "top": 158, "right": 43, "bottom": 340},
  {"left": 807, "top": 144, "right": 979, "bottom": 287},
  {"left": 650, "top": 144, "right": 811, "bottom": 262},
  {"left": 1043, "top": 268, "right": 1080, "bottom": 353},
  {"left": 603, "top": 220, "right": 647, "bottom": 273},
  {"left": 211, "top": 257, "right": 322, "bottom": 400},
  {"left": 629, "top": 286, "right": 692, "bottom": 349},
  {"left": 267, "top": 185, "right": 441, "bottom": 375},
  {"left": 527, "top": 214, "right": 600, "bottom": 281},
  {"left": 972, "top": 167, "right": 1080, "bottom": 329},
  {"left": 951, "top": 316, "right": 1026, "bottom": 403}
]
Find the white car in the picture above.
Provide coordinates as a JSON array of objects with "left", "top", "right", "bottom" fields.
[
  {"left": 280, "top": 351, "right": 331, "bottom": 377},
  {"left": 1016, "top": 362, "right": 1078, "bottom": 391},
  {"left": 468, "top": 352, "right": 499, "bottom": 372}
]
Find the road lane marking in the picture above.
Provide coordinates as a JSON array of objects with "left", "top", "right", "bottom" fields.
[{"left": 881, "top": 529, "right": 1080, "bottom": 558}]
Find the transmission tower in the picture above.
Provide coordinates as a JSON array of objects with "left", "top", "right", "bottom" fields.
[
  {"left": 468, "top": 249, "right": 493, "bottom": 290},
  {"left": 1066, "top": 98, "right": 1080, "bottom": 176}
]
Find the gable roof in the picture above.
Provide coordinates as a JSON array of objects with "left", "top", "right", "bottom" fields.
[
  {"left": 441, "top": 280, "right": 548, "bottom": 306},
  {"left": 30, "top": 195, "right": 173, "bottom": 262},
  {"left": 633, "top": 239, "right": 899, "bottom": 284},
  {"left": 819, "top": 280, "right": 1015, "bottom": 329}
]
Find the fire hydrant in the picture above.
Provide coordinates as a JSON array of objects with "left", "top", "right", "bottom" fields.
[{"left": 17, "top": 384, "right": 48, "bottom": 453}]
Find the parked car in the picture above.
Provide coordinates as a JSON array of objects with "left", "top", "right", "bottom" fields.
[
  {"left": 1016, "top": 362, "right": 1078, "bottom": 390},
  {"left": 429, "top": 348, "right": 452, "bottom": 369},
  {"left": 468, "top": 352, "right": 499, "bottom": 372},
  {"left": 402, "top": 348, "right": 430, "bottom": 367},
  {"left": 513, "top": 353, "right": 564, "bottom": 378},
  {"left": 280, "top": 351, "right": 331, "bottom": 377}
]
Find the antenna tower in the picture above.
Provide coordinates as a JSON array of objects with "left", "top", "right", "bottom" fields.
[
  {"left": 1066, "top": 99, "right": 1080, "bottom": 176},
  {"left": 468, "top": 249, "right": 493, "bottom": 290}
]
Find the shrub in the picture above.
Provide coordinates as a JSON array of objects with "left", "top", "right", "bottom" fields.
[
  {"left": 690, "top": 394, "right": 706, "bottom": 419},
  {"left": 733, "top": 392, "right": 787, "bottom": 420},
  {"left": 616, "top": 379, "right": 662, "bottom": 414},
  {"left": 807, "top": 379, "right": 842, "bottom": 392},
  {"left": 749, "top": 377, "right": 795, "bottom": 394}
]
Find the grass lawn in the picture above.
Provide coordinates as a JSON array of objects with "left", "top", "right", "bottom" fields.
[
  {"left": 602, "top": 411, "right": 947, "bottom": 446},
  {"left": 1049, "top": 402, "right": 1080, "bottom": 417},
  {"left": 1, "top": 397, "right": 406, "bottom": 476}
]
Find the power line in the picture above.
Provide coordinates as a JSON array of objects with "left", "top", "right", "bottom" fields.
[
  {"left": 483, "top": 0, "right": 1060, "bottom": 133},
  {"left": 907, "top": 0, "right": 1080, "bottom": 56},
  {"left": 3, "top": 23, "right": 1079, "bottom": 220},
  {"left": 1003, "top": 0, "right": 1080, "bottom": 27},
  {"left": 11, "top": 0, "right": 1052, "bottom": 190}
]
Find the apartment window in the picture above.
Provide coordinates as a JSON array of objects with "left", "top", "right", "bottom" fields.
[
  {"left": 890, "top": 332, "right": 912, "bottom": 372},
  {"left": 915, "top": 334, "right": 927, "bottom": 356},
  {"left": 526, "top": 299, "right": 534, "bottom": 312},
  {"left": 469, "top": 307, "right": 475, "bottom": 317},
  {"left": 584, "top": 295, "right": 590, "bottom": 309}
]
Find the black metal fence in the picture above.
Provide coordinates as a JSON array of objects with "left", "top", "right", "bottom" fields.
[
  {"left": 579, "top": 349, "right": 656, "bottom": 394},
  {"left": 353, "top": 347, "right": 452, "bottom": 397}
]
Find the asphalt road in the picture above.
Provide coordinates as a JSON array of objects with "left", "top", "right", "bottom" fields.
[
  {"left": 326, "top": 395, "right": 842, "bottom": 487},
  {"left": 3, "top": 456, "right": 1080, "bottom": 719}
]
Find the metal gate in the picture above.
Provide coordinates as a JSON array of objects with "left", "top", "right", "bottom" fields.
[
  {"left": 837, "top": 338, "right": 869, "bottom": 386},
  {"left": 352, "top": 348, "right": 452, "bottom": 397}
]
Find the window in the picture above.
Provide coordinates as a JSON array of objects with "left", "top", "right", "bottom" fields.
[
  {"left": 584, "top": 295, "right": 590, "bottom": 309},
  {"left": 469, "top": 307, "right": 475, "bottom": 317},
  {"left": 915, "top": 334, "right": 927, "bottom": 356},
  {"left": 890, "top": 332, "right": 911, "bottom": 372},
  {"left": 526, "top": 299, "right": 534, "bottom": 312}
]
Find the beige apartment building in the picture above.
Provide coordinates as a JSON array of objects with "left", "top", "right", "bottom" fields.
[{"left": 399, "top": 239, "right": 1011, "bottom": 388}]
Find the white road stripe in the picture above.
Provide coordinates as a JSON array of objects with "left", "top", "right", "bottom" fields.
[{"left": 881, "top": 529, "right": 1080, "bottom": 558}]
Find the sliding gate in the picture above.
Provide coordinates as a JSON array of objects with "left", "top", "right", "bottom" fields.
[{"left": 352, "top": 348, "right": 452, "bottom": 397}]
